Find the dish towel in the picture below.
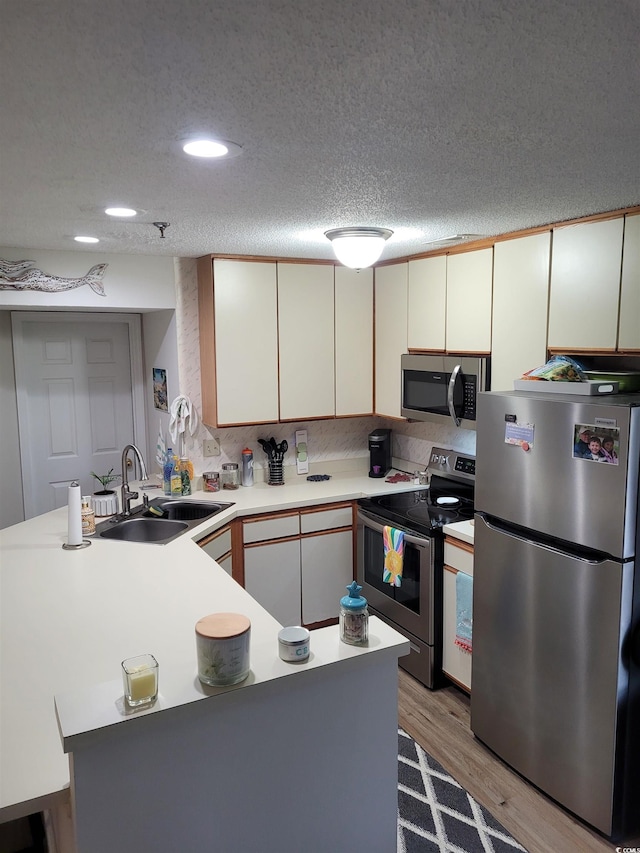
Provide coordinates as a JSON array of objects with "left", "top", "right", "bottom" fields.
[
  {"left": 383, "top": 526, "right": 404, "bottom": 587},
  {"left": 168, "top": 395, "right": 200, "bottom": 456},
  {"left": 455, "top": 572, "right": 473, "bottom": 653}
]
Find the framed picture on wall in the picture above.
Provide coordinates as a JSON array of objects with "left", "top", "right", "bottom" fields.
[{"left": 153, "top": 368, "right": 168, "bottom": 411}]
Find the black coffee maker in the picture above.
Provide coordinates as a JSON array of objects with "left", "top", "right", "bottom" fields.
[{"left": 368, "top": 429, "right": 392, "bottom": 478}]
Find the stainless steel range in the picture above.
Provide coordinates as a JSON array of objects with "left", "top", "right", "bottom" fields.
[{"left": 357, "top": 447, "right": 475, "bottom": 688}]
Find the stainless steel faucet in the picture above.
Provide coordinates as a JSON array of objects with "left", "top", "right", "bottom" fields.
[{"left": 120, "top": 444, "right": 149, "bottom": 517}]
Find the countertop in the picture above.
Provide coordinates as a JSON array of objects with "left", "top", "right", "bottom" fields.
[
  {"left": 0, "top": 465, "right": 416, "bottom": 821},
  {"left": 442, "top": 519, "right": 475, "bottom": 546}
]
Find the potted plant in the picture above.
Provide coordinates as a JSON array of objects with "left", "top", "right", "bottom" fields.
[{"left": 90, "top": 469, "right": 121, "bottom": 516}]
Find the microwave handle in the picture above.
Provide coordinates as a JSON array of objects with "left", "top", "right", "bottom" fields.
[{"left": 447, "top": 364, "right": 462, "bottom": 427}]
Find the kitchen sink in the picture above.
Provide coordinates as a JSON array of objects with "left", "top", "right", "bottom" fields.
[
  {"left": 99, "top": 517, "right": 188, "bottom": 543},
  {"left": 147, "top": 499, "right": 230, "bottom": 521},
  {"left": 96, "top": 497, "right": 234, "bottom": 545}
]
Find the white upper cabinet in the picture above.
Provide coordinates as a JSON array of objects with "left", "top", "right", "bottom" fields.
[
  {"left": 445, "top": 249, "right": 493, "bottom": 353},
  {"left": 619, "top": 214, "right": 640, "bottom": 351},
  {"left": 335, "top": 266, "right": 373, "bottom": 416},
  {"left": 213, "top": 259, "right": 279, "bottom": 425},
  {"left": 491, "top": 232, "right": 551, "bottom": 391},
  {"left": 407, "top": 256, "right": 446, "bottom": 351},
  {"left": 278, "top": 263, "right": 335, "bottom": 420},
  {"left": 375, "top": 263, "right": 408, "bottom": 418},
  {"left": 548, "top": 218, "right": 624, "bottom": 350}
]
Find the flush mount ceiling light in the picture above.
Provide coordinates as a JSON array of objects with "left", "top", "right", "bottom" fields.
[
  {"left": 324, "top": 227, "right": 394, "bottom": 269},
  {"left": 182, "top": 138, "right": 242, "bottom": 159},
  {"left": 105, "top": 207, "right": 137, "bottom": 217},
  {"left": 74, "top": 235, "right": 99, "bottom": 243}
]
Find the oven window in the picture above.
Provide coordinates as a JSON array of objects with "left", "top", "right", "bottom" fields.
[{"left": 362, "top": 524, "right": 421, "bottom": 614}]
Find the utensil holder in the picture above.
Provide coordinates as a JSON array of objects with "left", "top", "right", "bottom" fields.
[{"left": 268, "top": 460, "right": 284, "bottom": 486}]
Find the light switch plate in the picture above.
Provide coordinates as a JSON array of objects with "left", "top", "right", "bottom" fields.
[
  {"left": 295, "top": 430, "right": 308, "bottom": 474},
  {"left": 203, "top": 437, "right": 220, "bottom": 457}
]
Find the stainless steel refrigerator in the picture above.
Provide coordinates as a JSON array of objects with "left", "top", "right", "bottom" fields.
[{"left": 471, "top": 388, "right": 640, "bottom": 840}]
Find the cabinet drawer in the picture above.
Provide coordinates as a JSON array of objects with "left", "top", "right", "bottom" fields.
[
  {"left": 243, "top": 513, "right": 300, "bottom": 544},
  {"left": 300, "top": 505, "right": 352, "bottom": 534},
  {"left": 199, "top": 526, "right": 232, "bottom": 562},
  {"left": 444, "top": 538, "right": 474, "bottom": 577}
]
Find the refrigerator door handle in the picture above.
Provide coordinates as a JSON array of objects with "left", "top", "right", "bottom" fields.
[
  {"left": 476, "top": 512, "right": 613, "bottom": 565},
  {"left": 447, "top": 364, "right": 462, "bottom": 427}
]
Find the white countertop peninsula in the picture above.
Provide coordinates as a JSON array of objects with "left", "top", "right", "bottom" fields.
[{"left": 1, "top": 467, "right": 413, "bottom": 852}]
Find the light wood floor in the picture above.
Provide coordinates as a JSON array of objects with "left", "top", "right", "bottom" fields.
[{"left": 398, "top": 669, "right": 639, "bottom": 853}]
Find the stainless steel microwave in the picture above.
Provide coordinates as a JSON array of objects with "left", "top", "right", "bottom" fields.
[{"left": 401, "top": 354, "right": 490, "bottom": 428}]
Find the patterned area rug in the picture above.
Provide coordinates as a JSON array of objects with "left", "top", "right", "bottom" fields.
[{"left": 398, "top": 729, "right": 529, "bottom": 852}]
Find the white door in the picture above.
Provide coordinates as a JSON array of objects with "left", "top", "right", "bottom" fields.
[{"left": 12, "top": 313, "right": 144, "bottom": 519}]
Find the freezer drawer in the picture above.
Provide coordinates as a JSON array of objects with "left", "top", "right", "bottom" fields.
[{"left": 471, "top": 514, "right": 634, "bottom": 836}]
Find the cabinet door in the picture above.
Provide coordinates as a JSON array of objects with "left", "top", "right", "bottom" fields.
[
  {"left": 374, "top": 263, "right": 408, "bottom": 417},
  {"left": 199, "top": 526, "right": 232, "bottom": 562},
  {"left": 619, "top": 214, "right": 640, "bottom": 351},
  {"left": 491, "top": 232, "right": 551, "bottom": 391},
  {"left": 446, "top": 249, "right": 493, "bottom": 353},
  {"left": 407, "top": 256, "right": 446, "bottom": 351},
  {"left": 335, "top": 266, "right": 373, "bottom": 415},
  {"left": 301, "top": 529, "right": 353, "bottom": 625},
  {"left": 442, "top": 567, "right": 472, "bottom": 692},
  {"left": 213, "top": 259, "right": 279, "bottom": 425},
  {"left": 548, "top": 218, "right": 624, "bottom": 350},
  {"left": 244, "top": 539, "right": 301, "bottom": 626},
  {"left": 278, "top": 263, "right": 335, "bottom": 420}
]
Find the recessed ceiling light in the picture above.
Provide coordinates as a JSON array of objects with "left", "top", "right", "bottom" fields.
[
  {"left": 74, "top": 236, "right": 99, "bottom": 243},
  {"left": 105, "top": 207, "right": 137, "bottom": 217},
  {"left": 182, "top": 138, "right": 242, "bottom": 159}
]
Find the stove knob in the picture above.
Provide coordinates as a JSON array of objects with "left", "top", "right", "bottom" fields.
[{"left": 439, "top": 455, "right": 448, "bottom": 465}]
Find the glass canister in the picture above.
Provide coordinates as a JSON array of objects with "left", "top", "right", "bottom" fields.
[
  {"left": 195, "top": 612, "right": 251, "bottom": 686},
  {"left": 221, "top": 462, "right": 240, "bottom": 490},
  {"left": 203, "top": 471, "right": 220, "bottom": 492},
  {"left": 81, "top": 496, "right": 96, "bottom": 536},
  {"left": 340, "top": 581, "right": 369, "bottom": 645}
]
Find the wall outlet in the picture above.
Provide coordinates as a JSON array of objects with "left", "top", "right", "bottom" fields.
[{"left": 203, "top": 437, "right": 220, "bottom": 457}]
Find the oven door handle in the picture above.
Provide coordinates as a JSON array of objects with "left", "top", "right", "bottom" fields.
[
  {"left": 357, "top": 510, "right": 431, "bottom": 548},
  {"left": 447, "top": 364, "right": 462, "bottom": 427}
]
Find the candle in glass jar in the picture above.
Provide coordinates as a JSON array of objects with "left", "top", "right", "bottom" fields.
[{"left": 121, "top": 654, "right": 159, "bottom": 706}]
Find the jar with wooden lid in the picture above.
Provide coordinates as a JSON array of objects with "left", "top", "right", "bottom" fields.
[{"left": 195, "top": 612, "right": 251, "bottom": 686}]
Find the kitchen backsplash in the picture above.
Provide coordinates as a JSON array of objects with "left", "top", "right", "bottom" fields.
[{"left": 171, "top": 258, "right": 477, "bottom": 480}]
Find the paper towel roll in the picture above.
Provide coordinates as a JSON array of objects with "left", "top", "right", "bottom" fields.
[{"left": 67, "top": 481, "right": 83, "bottom": 546}]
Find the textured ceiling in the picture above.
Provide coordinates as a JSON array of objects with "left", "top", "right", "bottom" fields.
[{"left": 1, "top": 0, "right": 639, "bottom": 262}]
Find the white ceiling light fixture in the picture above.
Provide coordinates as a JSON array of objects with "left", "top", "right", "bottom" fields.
[
  {"left": 325, "top": 227, "right": 394, "bottom": 269},
  {"left": 105, "top": 207, "right": 137, "bottom": 217},
  {"left": 182, "top": 138, "right": 242, "bottom": 159},
  {"left": 74, "top": 235, "right": 99, "bottom": 243}
]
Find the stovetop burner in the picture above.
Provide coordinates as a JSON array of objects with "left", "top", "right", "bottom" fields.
[{"left": 358, "top": 447, "right": 475, "bottom": 537}]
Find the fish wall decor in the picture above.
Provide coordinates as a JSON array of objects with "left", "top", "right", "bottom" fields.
[{"left": 0, "top": 259, "right": 108, "bottom": 296}]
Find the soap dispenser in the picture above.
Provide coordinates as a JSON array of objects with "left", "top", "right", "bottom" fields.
[{"left": 340, "top": 581, "right": 369, "bottom": 645}]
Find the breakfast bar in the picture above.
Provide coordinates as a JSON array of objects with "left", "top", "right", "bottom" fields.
[{"left": 1, "top": 473, "right": 411, "bottom": 852}]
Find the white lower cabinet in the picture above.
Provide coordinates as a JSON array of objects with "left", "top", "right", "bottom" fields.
[
  {"left": 442, "top": 536, "right": 474, "bottom": 693},
  {"left": 244, "top": 538, "right": 302, "bottom": 626},
  {"left": 198, "top": 525, "right": 234, "bottom": 577},
  {"left": 301, "top": 530, "right": 353, "bottom": 624},
  {"left": 242, "top": 504, "right": 354, "bottom": 627}
]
